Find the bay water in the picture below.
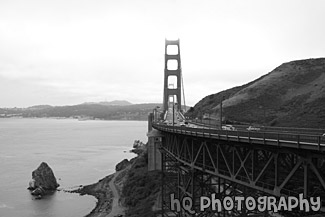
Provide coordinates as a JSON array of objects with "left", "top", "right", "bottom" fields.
[{"left": 0, "top": 118, "right": 148, "bottom": 217}]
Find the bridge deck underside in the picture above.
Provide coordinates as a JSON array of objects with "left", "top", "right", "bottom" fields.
[
  {"left": 161, "top": 148, "right": 263, "bottom": 217},
  {"left": 160, "top": 132, "right": 325, "bottom": 216}
]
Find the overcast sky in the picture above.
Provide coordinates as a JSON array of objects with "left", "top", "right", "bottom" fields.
[{"left": 0, "top": 0, "right": 324, "bottom": 107}]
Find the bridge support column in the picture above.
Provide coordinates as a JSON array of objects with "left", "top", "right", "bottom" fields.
[{"left": 147, "top": 128, "right": 163, "bottom": 171}]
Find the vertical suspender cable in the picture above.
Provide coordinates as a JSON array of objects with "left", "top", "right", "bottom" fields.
[{"left": 181, "top": 70, "right": 186, "bottom": 112}]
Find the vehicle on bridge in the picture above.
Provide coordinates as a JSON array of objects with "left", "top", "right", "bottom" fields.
[
  {"left": 247, "top": 126, "right": 261, "bottom": 131},
  {"left": 179, "top": 121, "right": 187, "bottom": 127},
  {"left": 222, "top": 125, "right": 236, "bottom": 131}
]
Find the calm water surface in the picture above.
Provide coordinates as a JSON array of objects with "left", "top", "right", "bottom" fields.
[{"left": 0, "top": 118, "right": 148, "bottom": 217}]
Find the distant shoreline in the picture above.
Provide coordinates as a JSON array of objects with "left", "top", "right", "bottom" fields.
[
  {"left": 0, "top": 102, "right": 161, "bottom": 121},
  {"left": 0, "top": 117, "right": 147, "bottom": 121}
]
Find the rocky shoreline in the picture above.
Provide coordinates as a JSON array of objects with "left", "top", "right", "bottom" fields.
[
  {"left": 64, "top": 160, "right": 132, "bottom": 217},
  {"left": 65, "top": 145, "right": 138, "bottom": 217},
  {"left": 69, "top": 174, "right": 115, "bottom": 217}
]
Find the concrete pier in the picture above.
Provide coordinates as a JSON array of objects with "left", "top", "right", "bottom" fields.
[{"left": 147, "top": 113, "right": 163, "bottom": 171}]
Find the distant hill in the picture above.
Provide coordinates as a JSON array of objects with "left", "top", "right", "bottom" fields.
[
  {"left": 27, "top": 105, "right": 53, "bottom": 110},
  {"left": 83, "top": 100, "right": 132, "bottom": 106},
  {"left": 186, "top": 58, "right": 325, "bottom": 128},
  {"left": 0, "top": 103, "right": 161, "bottom": 121}
]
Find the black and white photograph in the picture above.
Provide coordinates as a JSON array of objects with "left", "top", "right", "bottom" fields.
[{"left": 1, "top": 0, "right": 325, "bottom": 216}]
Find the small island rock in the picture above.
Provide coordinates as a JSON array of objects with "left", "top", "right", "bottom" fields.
[{"left": 28, "top": 162, "right": 59, "bottom": 197}]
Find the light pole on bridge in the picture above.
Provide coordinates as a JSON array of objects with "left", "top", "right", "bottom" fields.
[{"left": 219, "top": 96, "right": 224, "bottom": 130}]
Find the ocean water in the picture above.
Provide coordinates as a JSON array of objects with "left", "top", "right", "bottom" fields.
[{"left": 0, "top": 118, "right": 148, "bottom": 217}]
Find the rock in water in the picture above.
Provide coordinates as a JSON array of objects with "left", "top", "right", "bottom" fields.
[{"left": 28, "top": 162, "right": 59, "bottom": 197}]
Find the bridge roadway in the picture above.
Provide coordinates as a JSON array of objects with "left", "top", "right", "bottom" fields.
[{"left": 153, "top": 122, "right": 325, "bottom": 152}]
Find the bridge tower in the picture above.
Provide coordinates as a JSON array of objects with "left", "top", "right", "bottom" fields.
[{"left": 163, "top": 39, "right": 182, "bottom": 113}]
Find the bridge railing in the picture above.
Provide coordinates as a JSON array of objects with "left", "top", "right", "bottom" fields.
[
  {"left": 153, "top": 123, "right": 325, "bottom": 151},
  {"left": 189, "top": 119, "right": 325, "bottom": 135}
]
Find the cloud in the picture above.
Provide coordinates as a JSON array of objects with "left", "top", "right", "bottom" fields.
[{"left": 0, "top": 0, "right": 325, "bottom": 107}]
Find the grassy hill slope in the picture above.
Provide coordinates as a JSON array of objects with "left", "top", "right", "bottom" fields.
[{"left": 186, "top": 58, "right": 325, "bottom": 128}]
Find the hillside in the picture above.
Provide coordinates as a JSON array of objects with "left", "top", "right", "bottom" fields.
[
  {"left": 186, "top": 58, "right": 325, "bottom": 128},
  {"left": 121, "top": 148, "right": 161, "bottom": 217},
  {"left": 83, "top": 100, "right": 133, "bottom": 106}
]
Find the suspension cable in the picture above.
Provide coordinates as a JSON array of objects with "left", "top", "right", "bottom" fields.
[{"left": 181, "top": 69, "right": 186, "bottom": 112}]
